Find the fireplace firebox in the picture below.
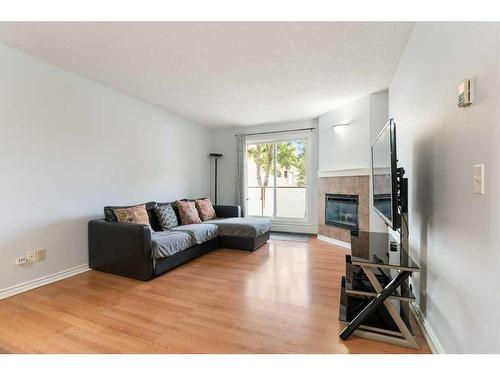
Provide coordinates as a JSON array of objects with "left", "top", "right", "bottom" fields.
[{"left": 325, "top": 194, "right": 359, "bottom": 230}]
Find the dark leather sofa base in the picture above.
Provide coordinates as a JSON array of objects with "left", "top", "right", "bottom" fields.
[
  {"left": 89, "top": 219, "right": 153, "bottom": 281},
  {"left": 89, "top": 208, "right": 270, "bottom": 281},
  {"left": 154, "top": 237, "right": 218, "bottom": 276},
  {"left": 218, "top": 232, "right": 270, "bottom": 251}
]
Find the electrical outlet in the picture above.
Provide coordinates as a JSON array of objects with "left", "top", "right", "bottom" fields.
[
  {"left": 15, "top": 257, "right": 27, "bottom": 265},
  {"left": 27, "top": 250, "right": 37, "bottom": 262}
]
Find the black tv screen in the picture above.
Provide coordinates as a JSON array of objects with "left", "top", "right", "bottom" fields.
[{"left": 371, "top": 119, "right": 400, "bottom": 230}]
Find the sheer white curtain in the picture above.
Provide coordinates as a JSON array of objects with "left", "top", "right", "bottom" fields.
[{"left": 235, "top": 133, "right": 247, "bottom": 217}]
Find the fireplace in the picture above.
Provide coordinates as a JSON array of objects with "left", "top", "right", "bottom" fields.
[{"left": 325, "top": 194, "right": 359, "bottom": 230}]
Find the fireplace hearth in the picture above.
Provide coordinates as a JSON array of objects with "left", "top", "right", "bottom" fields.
[{"left": 325, "top": 194, "right": 359, "bottom": 230}]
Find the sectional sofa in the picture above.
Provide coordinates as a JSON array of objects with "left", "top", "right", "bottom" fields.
[{"left": 88, "top": 201, "right": 271, "bottom": 280}]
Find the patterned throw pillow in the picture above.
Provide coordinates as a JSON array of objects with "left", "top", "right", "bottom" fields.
[
  {"left": 176, "top": 200, "right": 202, "bottom": 225},
  {"left": 112, "top": 204, "right": 152, "bottom": 229},
  {"left": 154, "top": 203, "right": 179, "bottom": 230},
  {"left": 195, "top": 198, "right": 217, "bottom": 221}
]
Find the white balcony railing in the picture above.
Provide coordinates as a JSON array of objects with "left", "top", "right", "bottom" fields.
[{"left": 247, "top": 186, "right": 306, "bottom": 218}]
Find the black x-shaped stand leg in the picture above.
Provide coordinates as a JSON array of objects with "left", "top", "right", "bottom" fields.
[{"left": 339, "top": 270, "right": 412, "bottom": 340}]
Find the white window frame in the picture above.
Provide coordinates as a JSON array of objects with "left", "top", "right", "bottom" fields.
[{"left": 245, "top": 130, "right": 311, "bottom": 224}]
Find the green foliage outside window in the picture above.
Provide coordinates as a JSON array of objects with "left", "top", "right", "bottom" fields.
[{"left": 247, "top": 141, "right": 305, "bottom": 187}]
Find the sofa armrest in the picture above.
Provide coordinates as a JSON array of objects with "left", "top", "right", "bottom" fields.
[
  {"left": 88, "top": 219, "right": 153, "bottom": 280},
  {"left": 214, "top": 205, "right": 241, "bottom": 218}
]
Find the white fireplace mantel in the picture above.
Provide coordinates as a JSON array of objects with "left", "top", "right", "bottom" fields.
[{"left": 317, "top": 168, "right": 370, "bottom": 178}]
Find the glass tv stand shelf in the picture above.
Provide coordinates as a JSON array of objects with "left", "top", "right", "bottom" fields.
[{"left": 338, "top": 230, "right": 420, "bottom": 349}]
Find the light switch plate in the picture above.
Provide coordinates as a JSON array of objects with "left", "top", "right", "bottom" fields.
[
  {"left": 473, "top": 164, "right": 484, "bottom": 194},
  {"left": 37, "top": 249, "right": 46, "bottom": 261},
  {"left": 27, "top": 250, "right": 37, "bottom": 262}
]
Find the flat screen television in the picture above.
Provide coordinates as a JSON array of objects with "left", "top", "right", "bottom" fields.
[{"left": 371, "top": 118, "right": 400, "bottom": 230}]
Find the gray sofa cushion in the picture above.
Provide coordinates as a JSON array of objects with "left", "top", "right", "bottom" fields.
[
  {"left": 171, "top": 223, "right": 218, "bottom": 244},
  {"left": 151, "top": 231, "right": 192, "bottom": 259},
  {"left": 206, "top": 217, "right": 271, "bottom": 238}
]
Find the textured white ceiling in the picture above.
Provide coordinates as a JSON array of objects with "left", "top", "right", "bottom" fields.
[{"left": 0, "top": 22, "right": 414, "bottom": 127}]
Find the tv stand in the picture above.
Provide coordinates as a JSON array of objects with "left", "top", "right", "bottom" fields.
[{"left": 338, "top": 230, "right": 420, "bottom": 349}]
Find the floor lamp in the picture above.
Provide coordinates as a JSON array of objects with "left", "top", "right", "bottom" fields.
[{"left": 209, "top": 153, "right": 223, "bottom": 205}]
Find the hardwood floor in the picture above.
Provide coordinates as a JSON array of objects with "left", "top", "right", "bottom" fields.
[{"left": 0, "top": 238, "right": 431, "bottom": 354}]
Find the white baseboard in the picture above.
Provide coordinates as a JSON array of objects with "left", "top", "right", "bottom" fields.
[
  {"left": 317, "top": 234, "right": 351, "bottom": 249},
  {"left": 410, "top": 303, "right": 445, "bottom": 354},
  {"left": 0, "top": 264, "right": 90, "bottom": 300},
  {"left": 271, "top": 223, "right": 318, "bottom": 234}
]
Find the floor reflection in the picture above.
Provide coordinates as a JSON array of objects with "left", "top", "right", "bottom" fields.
[{"left": 244, "top": 241, "right": 311, "bottom": 307}]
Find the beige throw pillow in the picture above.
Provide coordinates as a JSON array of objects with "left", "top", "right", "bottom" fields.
[
  {"left": 176, "top": 200, "right": 202, "bottom": 225},
  {"left": 112, "top": 204, "right": 152, "bottom": 229},
  {"left": 195, "top": 198, "right": 217, "bottom": 221}
]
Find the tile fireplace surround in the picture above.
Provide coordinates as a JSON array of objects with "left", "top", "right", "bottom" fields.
[{"left": 318, "top": 173, "right": 370, "bottom": 246}]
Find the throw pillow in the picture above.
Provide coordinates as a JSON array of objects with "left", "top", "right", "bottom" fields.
[
  {"left": 195, "top": 198, "right": 217, "bottom": 221},
  {"left": 112, "top": 204, "right": 152, "bottom": 229},
  {"left": 176, "top": 200, "right": 202, "bottom": 225},
  {"left": 154, "top": 203, "right": 179, "bottom": 230}
]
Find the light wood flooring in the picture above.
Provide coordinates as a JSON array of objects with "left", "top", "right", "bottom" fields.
[{"left": 0, "top": 238, "right": 431, "bottom": 353}]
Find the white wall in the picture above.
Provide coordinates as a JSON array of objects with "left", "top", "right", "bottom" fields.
[
  {"left": 318, "top": 96, "right": 370, "bottom": 172},
  {"left": 318, "top": 92, "right": 389, "bottom": 232},
  {"left": 210, "top": 119, "right": 319, "bottom": 233},
  {"left": 369, "top": 90, "right": 389, "bottom": 142},
  {"left": 389, "top": 22, "right": 500, "bottom": 353},
  {"left": 0, "top": 43, "right": 212, "bottom": 292}
]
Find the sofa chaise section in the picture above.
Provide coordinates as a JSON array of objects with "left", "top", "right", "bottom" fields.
[{"left": 206, "top": 217, "right": 271, "bottom": 251}]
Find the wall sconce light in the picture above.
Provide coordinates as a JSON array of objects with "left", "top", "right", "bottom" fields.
[{"left": 331, "top": 123, "right": 350, "bottom": 134}]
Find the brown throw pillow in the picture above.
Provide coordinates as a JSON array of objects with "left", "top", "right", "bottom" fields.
[
  {"left": 112, "top": 204, "right": 152, "bottom": 229},
  {"left": 176, "top": 200, "right": 202, "bottom": 225},
  {"left": 195, "top": 198, "right": 216, "bottom": 221}
]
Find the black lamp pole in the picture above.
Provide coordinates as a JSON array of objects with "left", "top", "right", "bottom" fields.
[{"left": 209, "top": 153, "right": 223, "bottom": 205}]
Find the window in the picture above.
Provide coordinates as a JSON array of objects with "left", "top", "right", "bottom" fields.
[{"left": 246, "top": 137, "right": 308, "bottom": 219}]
